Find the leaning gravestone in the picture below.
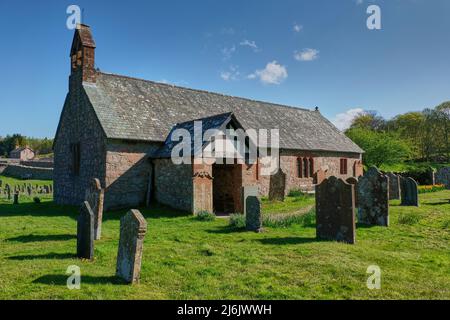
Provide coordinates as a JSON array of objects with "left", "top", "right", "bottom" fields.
[
  {"left": 357, "top": 167, "right": 389, "bottom": 227},
  {"left": 436, "top": 167, "right": 450, "bottom": 189},
  {"left": 241, "top": 186, "right": 259, "bottom": 215},
  {"left": 245, "top": 196, "right": 263, "bottom": 233},
  {"left": 116, "top": 209, "right": 148, "bottom": 284},
  {"left": 401, "top": 177, "right": 419, "bottom": 207},
  {"left": 346, "top": 177, "right": 359, "bottom": 207},
  {"left": 77, "top": 201, "right": 94, "bottom": 260},
  {"left": 386, "top": 172, "right": 401, "bottom": 200},
  {"left": 268, "top": 168, "right": 286, "bottom": 201},
  {"left": 85, "top": 178, "right": 105, "bottom": 240},
  {"left": 316, "top": 176, "right": 356, "bottom": 244}
]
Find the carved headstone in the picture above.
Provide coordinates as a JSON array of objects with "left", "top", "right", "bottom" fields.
[
  {"left": 245, "top": 196, "right": 263, "bottom": 232},
  {"left": 315, "top": 176, "right": 356, "bottom": 244},
  {"left": 241, "top": 186, "right": 259, "bottom": 215},
  {"left": 436, "top": 167, "right": 450, "bottom": 189},
  {"left": 85, "top": 178, "right": 104, "bottom": 240},
  {"left": 77, "top": 201, "right": 94, "bottom": 260},
  {"left": 386, "top": 172, "right": 401, "bottom": 200},
  {"left": 357, "top": 167, "right": 389, "bottom": 227},
  {"left": 116, "top": 209, "right": 147, "bottom": 284},
  {"left": 401, "top": 177, "right": 419, "bottom": 207},
  {"left": 268, "top": 168, "right": 286, "bottom": 201}
]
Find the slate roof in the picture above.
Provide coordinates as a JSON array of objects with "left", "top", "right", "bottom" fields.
[
  {"left": 154, "top": 112, "right": 244, "bottom": 158},
  {"left": 83, "top": 72, "right": 364, "bottom": 154}
]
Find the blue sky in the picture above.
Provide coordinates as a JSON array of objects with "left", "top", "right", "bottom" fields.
[{"left": 0, "top": 0, "right": 449, "bottom": 137}]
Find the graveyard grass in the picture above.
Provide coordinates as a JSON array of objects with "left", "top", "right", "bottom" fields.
[{"left": 0, "top": 177, "right": 449, "bottom": 299}]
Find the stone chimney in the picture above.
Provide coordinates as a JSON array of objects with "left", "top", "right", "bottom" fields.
[{"left": 70, "top": 24, "right": 96, "bottom": 83}]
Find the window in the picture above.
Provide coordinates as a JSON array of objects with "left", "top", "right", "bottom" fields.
[
  {"left": 303, "top": 158, "right": 309, "bottom": 178},
  {"left": 340, "top": 158, "right": 348, "bottom": 175},
  {"left": 71, "top": 143, "right": 81, "bottom": 176},
  {"left": 297, "top": 158, "right": 303, "bottom": 178},
  {"left": 309, "top": 158, "right": 314, "bottom": 177}
]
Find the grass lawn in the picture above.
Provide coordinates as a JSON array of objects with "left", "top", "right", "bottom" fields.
[{"left": 0, "top": 177, "right": 449, "bottom": 300}]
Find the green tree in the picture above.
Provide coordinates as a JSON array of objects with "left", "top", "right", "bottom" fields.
[
  {"left": 349, "top": 110, "right": 386, "bottom": 131},
  {"left": 346, "top": 128, "right": 411, "bottom": 168}
]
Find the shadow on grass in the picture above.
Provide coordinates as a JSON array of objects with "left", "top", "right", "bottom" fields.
[
  {"left": 8, "top": 253, "right": 76, "bottom": 260},
  {"left": 33, "top": 274, "right": 127, "bottom": 285},
  {"left": 206, "top": 226, "right": 247, "bottom": 234},
  {"left": 256, "top": 237, "right": 318, "bottom": 245},
  {"left": 0, "top": 200, "right": 189, "bottom": 221},
  {"left": 0, "top": 201, "right": 77, "bottom": 219},
  {"left": 6, "top": 234, "right": 75, "bottom": 243},
  {"left": 423, "top": 201, "right": 449, "bottom": 206}
]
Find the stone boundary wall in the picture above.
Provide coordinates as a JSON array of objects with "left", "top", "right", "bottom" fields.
[
  {"left": 2, "top": 164, "right": 53, "bottom": 180},
  {"left": 20, "top": 160, "right": 54, "bottom": 169}
]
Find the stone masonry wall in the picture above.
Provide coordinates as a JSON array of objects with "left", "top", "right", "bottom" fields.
[
  {"left": 54, "top": 71, "right": 107, "bottom": 206},
  {"left": 104, "top": 140, "right": 160, "bottom": 210},
  {"left": 258, "top": 150, "right": 362, "bottom": 196},
  {"left": 2, "top": 164, "right": 53, "bottom": 180},
  {"left": 154, "top": 159, "right": 193, "bottom": 212}
]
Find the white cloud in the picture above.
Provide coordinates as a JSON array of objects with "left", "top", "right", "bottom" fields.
[
  {"left": 248, "top": 61, "right": 288, "bottom": 85},
  {"left": 356, "top": 0, "right": 364, "bottom": 5},
  {"left": 221, "top": 45, "right": 236, "bottom": 60},
  {"left": 220, "top": 66, "right": 240, "bottom": 81},
  {"left": 293, "top": 24, "right": 303, "bottom": 33},
  {"left": 332, "top": 108, "right": 364, "bottom": 131},
  {"left": 294, "top": 48, "right": 319, "bottom": 61},
  {"left": 240, "top": 39, "right": 259, "bottom": 52}
]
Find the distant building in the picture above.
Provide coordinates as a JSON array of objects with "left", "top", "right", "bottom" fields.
[{"left": 10, "top": 147, "right": 35, "bottom": 161}]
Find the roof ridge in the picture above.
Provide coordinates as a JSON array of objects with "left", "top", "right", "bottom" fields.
[{"left": 97, "top": 71, "right": 313, "bottom": 113}]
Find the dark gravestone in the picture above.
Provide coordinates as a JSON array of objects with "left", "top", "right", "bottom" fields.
[
  {"left": 116, "top": 209, "right": 147, "bottom": 284},
  {"left": 77, "top": 201, "right": 94, "bottom": 260},
  {"left": 27, "top": 186, "right": 32, "bottom": 196},
  {"left": 401, "top": 177, "right": 419, "bottom": 207},
  {"left": 436, "top": 167, "right": 450, "bottom": 189},
  {"left": 268, "top": 168, "right": 286, "bottom": 201},
  {"left": 0, "top": 180, "right": 2, "bottom": 188},
  {"left": 316, "top": 176, "right": 356, "bottom": 244},
  {"left": 357, "top": 167, "right": 389, "bottom": 227},
  {"left": 346, "top": 177, "right": 359, "bottom": 207},
  {"left": 386, "top": 172, "right": 401, "bottom": 200},
  {"left": 6, "top": 186, "right": 11, "bottom": 200},
  {"left": 245, "top": 196, "right": 263, "bottom": 233},
  {"left": 241, "top": 186, "right": 259, "bottom": 215},
  {"left": 85, "top": 178, "right": 105, "bottom": 240},
  {"left": 13, "top": 193, "right": 19, "bottom": 205}
]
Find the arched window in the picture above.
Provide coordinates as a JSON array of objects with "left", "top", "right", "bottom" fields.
[
  {"left": 309, "top": 158, "right": 314, "bottom": 177},
  {"left": 297, "top": 157, "right": 303, "bottom": 178},
  {"left": 303, "top": 158, "right": 309, "bottom": 178}
]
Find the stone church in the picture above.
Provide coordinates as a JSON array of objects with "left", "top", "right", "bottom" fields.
[{"left": 54, "top": 25, "right": 364, "bottom": 213}]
